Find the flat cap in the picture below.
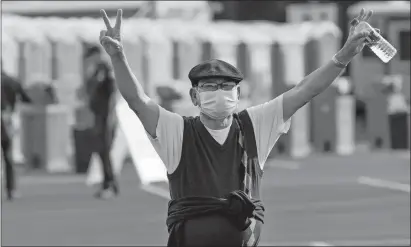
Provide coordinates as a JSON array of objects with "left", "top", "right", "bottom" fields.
[{"left": 188, "top": 59, "right": 244, "bottom": 86}]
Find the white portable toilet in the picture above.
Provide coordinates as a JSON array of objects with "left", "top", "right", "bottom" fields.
[
  {"left": 254, "top": 22, "right": 312, "bottom": 158},
  {"left": 230, "top": 22, "right": 274, "bottom": 107},
  {"left": 8, "top": 16, "right": 53, "bottom": 84},
  {"left": 2, "top": 16, "right": 39, "bottom": 85},
  {"left": 207, "top": 24, "right": 240, "bottom": 67},
  {"left": 139, "top": 21, "right": 174, "bottom": 99},
  {"left": 45, "top": 18, "right": 83, "bottom": 126},
  {"left": 190, "top": 22, "right": 246, "bottom": 110},
  {"left": 2, "top": 16, "right": 21, "bottom": 77},
  {"left": 22, "top": 17, "right": 53, "bottom": 86},
  {"left": 305, "top": 21, "right": 355, "bottom": 155},
  {"left": 213, "top": 21, "right": 273, "bottom": 110},
  {"left": 348, "top": 1, "right": 410, "bottom": 99},
  {"left": 286, "top": 2, "right": 339, "bottom": 25},
  {"left": 279, "top": 23, "right": 312, "bottom": 158},
  {"left": 189, "top": 22, "right": 240, "bottom": 66},
  {"left": 76, "top": 17, "right": 102, "bottom": 46},
  {"left": 1, "top": 30, "right": 19, "bottom": 78},
  {"left": 161, "top": 20, "right": 203, "bottom": 82},
  {"left": 157, "top": 20, "right": 202, "bottom": 116},
  {"left": 334, "top": 77, "right": 356, "bottom": 155},
  {"left": 307, "top": 21, "right": 342, "bottom": 66},
  {"left": 122, "top": 19, "right": 147, "bottom": 84}
]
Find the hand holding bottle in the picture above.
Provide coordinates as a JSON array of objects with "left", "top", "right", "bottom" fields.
[
  {"left": 336, "top": 8, "right": 375, "bottom": 65},
  {"left": 351, "top": 16, "right": 397, "bottom": 63}
]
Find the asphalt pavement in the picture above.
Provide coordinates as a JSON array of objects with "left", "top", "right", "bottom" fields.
[{"left": 2, "top": 151, "right": 410, "bottom": 246}]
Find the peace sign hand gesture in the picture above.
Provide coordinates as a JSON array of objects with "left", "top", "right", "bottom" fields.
[{"left": 100, "top": 9, "right": 123, "bottom": 57}]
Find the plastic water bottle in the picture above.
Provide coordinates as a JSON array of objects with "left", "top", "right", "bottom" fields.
[{"left": 352, "top": 20, "right": 397, "bottom": 63}]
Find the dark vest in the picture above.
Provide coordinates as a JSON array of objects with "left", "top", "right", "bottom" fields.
[{"left": 167, "top": 110, "right": 264, "bottom": 246}]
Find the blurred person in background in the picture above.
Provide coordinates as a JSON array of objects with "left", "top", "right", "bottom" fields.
[
  {"left": 1, "top": 61, "right": 32, "bottom": 201},
  {"left": 84, "top": 45, "right": 119, "bottom": 199},
  {"left": 99, "top": 8, "right": 374, "bottom": 247},
  {"left": 156, "top": 85, "right": 182, "bottom": 112}
]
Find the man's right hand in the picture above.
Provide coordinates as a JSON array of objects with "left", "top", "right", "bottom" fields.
[{"left": 100, "top": 9, "right": 123, "bottom": 57}]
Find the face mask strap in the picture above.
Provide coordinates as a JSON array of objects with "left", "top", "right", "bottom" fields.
[{"left": 195, "top": 87, "right": 202, "bottom": 106}]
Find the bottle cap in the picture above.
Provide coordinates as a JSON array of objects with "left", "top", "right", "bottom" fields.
[{"left": 350, "top": 18, "right": 359, "bottom": 27}]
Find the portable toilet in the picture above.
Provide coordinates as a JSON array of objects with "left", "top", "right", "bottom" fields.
[
  {"left": 385, "top": 1, "right": 410, "bottom": 102},
  {"left": 159, "top": 20, "right": 203, "bottom": 82},
  {"left": 2, "top": 15, "right": 23, "bottom": 78},
  {"left": 122, "top": 19, "right": 147, "bottom": 83},
  {"left": 45, "top": 18, "right": 83, "bottom": 126},
  {"left": 304, "top": 21, "right": 354, "bottom": 155},
  {"left": 14, "top": 17, "right": 71, "bottom": 173},
  {"left": 253, "top": 22, "right": 312, "bottom": 159},
  {"left": 1, "top": 30, "right": 19, "bottom": 78},
  {"left": 348, "top": 1, "right": 410, "bottom": 100},
  {"left": 191, "top": 21, "right": 248, "bottom": 111},
  {"left": 167, "top": 22, "right": 241, "bottom": 115},
  {"left": 204, "top": 23, "right": 240, "bottom": 67},
  {"left": 139, "top": 21, "right": 174, "bottom": 99},
  {"left": 189, "top": 22, "right": 242, "bottom": 95},
  {"left": 158, "top": 20, "right": 203, "bottom": 115},
  {"left": 23, "top": 18, "right": 53, "bottom": 86},
  {"left": 3, "top": 15, "right": 50, "bottom": 85},
  {"left": 277, "top": 23, "right": 312, "bottom": 158},
  {"left": 217, "top": 21, "right": 274, "bottom": 108},
  {"left": 348, "top": 1, "right": 410, "bottom": 149},
  {"left": 286, "top": 2, "right": 339, "bottom": 25}
]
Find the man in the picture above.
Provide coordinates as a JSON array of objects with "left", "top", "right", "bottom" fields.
[
  {"left": 84, "top": 45, "right": 118, "bottom": 199},
  {"left": 1, "top": 65, "right": 32, "bottom": 201},
  {"left": 99, "top": 8, "right": 374, "bottom": 246}
]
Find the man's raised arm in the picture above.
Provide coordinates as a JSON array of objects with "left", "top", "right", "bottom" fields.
[
  {"left": 282, "top": 8, "right": 375, "bottom": 122},
  {"left": 99, "top": 9, "right": 159, "bottom": 137}
]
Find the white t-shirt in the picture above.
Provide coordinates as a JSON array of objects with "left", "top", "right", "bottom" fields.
[
  {"left": 147, "top": 94, "right": 291, "bottom": 174},
  {"left": 203, "top": 125, "right": 231, "bottom": 145}
]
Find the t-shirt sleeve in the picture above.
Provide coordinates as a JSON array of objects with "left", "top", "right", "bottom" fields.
[
  {"left": 145, "top": 106, "right": 184, "bottom": 174},
  {"left": 246, "top": 94, "right": 291, "bottom": 169}
]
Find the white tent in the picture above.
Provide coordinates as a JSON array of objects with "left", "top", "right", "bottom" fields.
[{"left": 2, "top": 1, "right": 147, "bottom": 14}]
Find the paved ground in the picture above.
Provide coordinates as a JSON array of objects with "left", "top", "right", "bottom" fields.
[{"left": 2, "top": 151, "right": 410, "bottom": 246}]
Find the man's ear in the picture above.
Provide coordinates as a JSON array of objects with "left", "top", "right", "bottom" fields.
[
  {"left": 237, "top": 86, "right": 241, "bottom": 100},
  {"left": 189, "top": 88, "right": 199, "bottom": 106}
]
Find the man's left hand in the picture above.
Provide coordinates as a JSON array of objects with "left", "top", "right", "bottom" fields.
[{"left": 336, "top": 8, "right": 378, "bottom": 65}]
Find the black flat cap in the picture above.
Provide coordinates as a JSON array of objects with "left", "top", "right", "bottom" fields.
[{"left": 188, "top": 59, "right": 244, "bottom": 86}]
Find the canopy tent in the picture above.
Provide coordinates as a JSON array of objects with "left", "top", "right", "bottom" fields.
[
  {"left": 1, "top": 1, "right": 147, "bottom": 14},
  {"left": 348, "top": 1, "right": 410, "bottom": 17},
  {"left": 1, "top": 1, "right": 213, "bottom": 21}
]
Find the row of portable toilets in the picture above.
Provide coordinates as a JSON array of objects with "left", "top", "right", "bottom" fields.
[{"left": 1, "top": 15, "right": 408, "bottom": 172}]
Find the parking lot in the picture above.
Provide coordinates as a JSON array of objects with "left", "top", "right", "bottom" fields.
[{"left": 2, "top": 151, "right": 410, "bottom": 246}]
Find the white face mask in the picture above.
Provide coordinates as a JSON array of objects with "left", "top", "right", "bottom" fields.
[{"left": 197, "top": 87, "right": 239, "bottom": 120}]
